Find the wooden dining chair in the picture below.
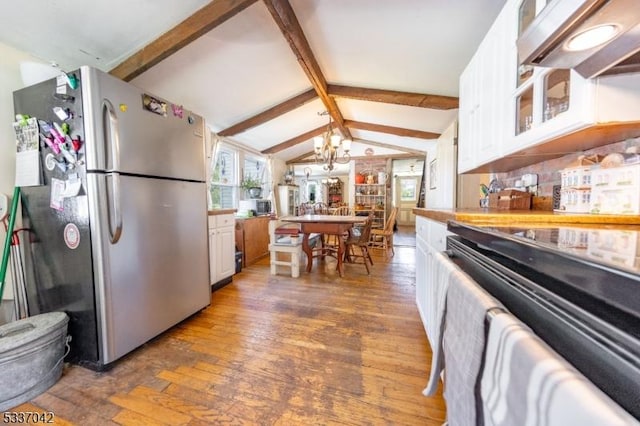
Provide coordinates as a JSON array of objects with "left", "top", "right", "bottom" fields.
[
  {"left": 313, "top": 202, "right": 329, "bottom": 215},
  {"left": 332, "top": 205, "right": 352, "bottom": 216},
  {"left": 297, "top": 202, "right": 314, "bottom": 215},
  {"left": 324, "top": 205, "right": 353, "bottom": 248},
  {"left": 370, "top": 207, "right": 399, "bottom": 258},
  {"left": 344, "top": 214, "right": 374, "bottom": 274}
]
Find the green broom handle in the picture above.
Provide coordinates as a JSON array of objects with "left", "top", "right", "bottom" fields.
[{"left": 0, "top": 187, "right": 21, "bottom": 303}]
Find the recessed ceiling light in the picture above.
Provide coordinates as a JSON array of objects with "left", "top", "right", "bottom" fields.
[{"left": 564, "top": 24, "right": 620, "bottom": 51}]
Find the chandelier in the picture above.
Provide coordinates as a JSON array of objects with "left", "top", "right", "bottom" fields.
[{"left": 313, "top": 111, "right": 351, "bottom": 171}]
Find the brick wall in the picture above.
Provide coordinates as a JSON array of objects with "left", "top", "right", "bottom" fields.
[{"left": 495, "top": 137, "right": 640, "bottom": 197}]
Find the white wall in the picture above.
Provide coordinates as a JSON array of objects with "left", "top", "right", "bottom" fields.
[
  {"left": 426, "top": 121, "right": 457, "bottom": 209},
  {"left": 269, "top": 156, "right": 288, "bottom": 213},
  {"left": 0, "top": 45, "right": 57, "bottom": 306},
  {"left": 0, "top": 44, "right": 50, "bottom": 303}
]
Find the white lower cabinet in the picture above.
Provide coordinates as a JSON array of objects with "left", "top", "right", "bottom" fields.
[
  {"left": 208, "top": 214, "right": 236, "bottom": 286},
  {"left": 415, "top": 216, "right": 452, "bottom": 334}
]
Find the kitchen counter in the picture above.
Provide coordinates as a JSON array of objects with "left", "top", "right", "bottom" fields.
[
  {"left": 208, "top": 209, "right": 237, "bottom": 216},
  {"left": 413, "top": 208, "right": 640, "bottom": 225},
  {"left": 234, "top": 214, "right": 272, "bottom": 220}
]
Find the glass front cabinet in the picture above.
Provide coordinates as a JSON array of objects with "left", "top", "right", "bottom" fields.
[
  {"left": 458, "top": 0, "right": 640, "bottom": 173},
  {"left": 505, "top": 0, "right": 598, "bottom": 155}
]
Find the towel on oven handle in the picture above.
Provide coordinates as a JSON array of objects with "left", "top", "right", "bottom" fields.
[
  {"left": 441, "top": 264, "right": 504, "bottom": 426},
  {"left": 481, "top": 313, "right": 638, "bottom": 426},
  {"left": 422, "top": 250, "right": 456, "bottom": 396}
]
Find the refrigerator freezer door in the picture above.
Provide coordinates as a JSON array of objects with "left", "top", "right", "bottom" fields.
[
  {"left": 20, "top": 188, "right": 100, "bottom": 364},
  {"left": 80, "top": 66, "right": 205, "bottom": 182},
  {"left": 87, "top": 173, "right": 209, "bottom": 364}
]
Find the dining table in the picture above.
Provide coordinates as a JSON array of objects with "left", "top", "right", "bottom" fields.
[{"left": 281, "top": 214, "right": 366, "bottom": 277}]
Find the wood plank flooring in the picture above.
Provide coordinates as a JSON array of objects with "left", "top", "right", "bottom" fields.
[{"left": 8, "top": 226, "right": 446, "bottom": 425}]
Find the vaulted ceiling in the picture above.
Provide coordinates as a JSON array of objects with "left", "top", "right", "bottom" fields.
[{"left": 1, "top": 0, "right": 507, "bottom": 171}]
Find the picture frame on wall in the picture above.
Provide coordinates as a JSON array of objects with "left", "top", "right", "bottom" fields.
[{"left": 429, "top": 159, "right": 437, "bottom": 189}]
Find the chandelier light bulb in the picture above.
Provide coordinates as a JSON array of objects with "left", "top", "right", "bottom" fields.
[
  {"left": 313, "top": 110, "right": 351, "bottom": 171},
  {"left": 330, "top": 134, "right": 341, "bottom": 148}
]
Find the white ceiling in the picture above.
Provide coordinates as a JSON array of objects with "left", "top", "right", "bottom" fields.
[{"left": 0, "top": 0, "right": 508, "bottom": 164}]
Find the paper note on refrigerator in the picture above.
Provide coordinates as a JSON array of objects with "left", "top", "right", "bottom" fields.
[
  {"left": 13, "top": 117, "right": 42, "bottom": 187},
  {"left": 50, "top": 178, "right": 65, "bottom": 211}
]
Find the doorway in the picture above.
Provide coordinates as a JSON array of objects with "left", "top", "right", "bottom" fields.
[{"left": 391, "top": 159, "right": 424, "bottom": 226}]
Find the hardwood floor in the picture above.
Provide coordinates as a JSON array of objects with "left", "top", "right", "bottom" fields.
[{"left": 9, "top": 241, "right": 445, "bottom": 425}]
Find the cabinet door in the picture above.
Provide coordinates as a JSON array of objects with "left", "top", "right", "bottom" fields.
[
  {"left": 458, "top": 60, "right": 476, "bottom": 173},
  {"left": 415, "top": 216, "right": 429, "bottom": 330},
  {"left": 428, "top": 220, "right": 452, "bottom": 252},
  {"left": 208, "top": 228, "right": 217, "bottom": 285},
  {"left": 243, "top": 216, "right": 270, "bottom": 266},
  {"left": 416, "top": 230, "right": 428, "bottom": 330},
  {"left": 216, "top": 226, "right": 235, "bottom": 280},
  {"left": 458, "top": 0, "right": 516, "bottom": 172},
  {"left": 475, "top": 37, "right": 499, "bottom": 165}
]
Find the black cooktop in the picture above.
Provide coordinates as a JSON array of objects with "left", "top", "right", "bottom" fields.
[
  {"left": 453, "top": 222, "right": 640, "bottom": 275},
  {"left": 447, "top": 221, "right": 640, "bottom": 335}
]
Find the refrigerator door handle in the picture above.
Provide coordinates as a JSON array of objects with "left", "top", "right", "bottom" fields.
[
  {"left": 102, "top": 99, "right": 121, "bottom": 172},
  {"left": 106, "top": 173, "right": 123, "bottom": 244}
]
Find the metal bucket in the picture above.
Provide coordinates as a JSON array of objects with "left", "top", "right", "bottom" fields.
[{"left": 0, "top": 312, "right": 69, "bottom": 411}]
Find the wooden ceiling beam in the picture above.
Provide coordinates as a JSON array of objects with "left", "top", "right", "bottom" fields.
[
  {"left": 352, "top": 138, "right": 427, "bottom": 155},
  {"left": 344, "top": 120, "right": 440, "bottom": 140},
  {"left": 328, "top": 84, "right": 459, "bottom": 110},
  {"left": 219, "top": 89, "right": 317, "bottom": 136},
  {"left": 261, "top": 125, "right": 326, "bottom": 154},
  {"left": 283, "top": 137, "right": 426, "bottom": 165},
  {"left": 350, "top": 152, "right": 425, "bottom": 161},
  {"left": 110, "top": 0, "right": 258, "bottom": 81},
  {"left": 288, "top": 152, "right": 423, "bottom": 165},
  {"left": 263, "top": 0, "right": 352, "bottom": 140},
  {"left": 286, "top": 151, "right": 316, "bottom": 164}
]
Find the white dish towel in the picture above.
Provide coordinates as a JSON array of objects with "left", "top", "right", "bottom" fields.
[
  {"left": 422, "top": 250, "right": 458, "bottom": 396},
  {"left": 481, "top": 312, "right": 638, "bottom": 426},
  {"left": 441, "top": 268, "right": 504, "bottom": 426}
]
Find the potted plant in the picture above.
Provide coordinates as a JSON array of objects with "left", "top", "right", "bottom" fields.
[{"left": 241, "top": 176, "right": 263, "bottom": 198}]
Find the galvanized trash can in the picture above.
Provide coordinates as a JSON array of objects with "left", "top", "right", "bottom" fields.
[{"left": 0, "top": 312, "right": 69, "bottom": 411}]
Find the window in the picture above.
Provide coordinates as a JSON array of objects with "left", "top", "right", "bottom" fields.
[
  {"left": 400, "top": 178, "right": 417, "bottom": 201},
  {"left": 307, "top": 181, "right": 318, "bottom": 203},
  {"left": 210, "top": 145, "right": 237, "bottom": 209},
  {"left": 208, "top": 141, "right": 271, "bottom": 209},
  {"left": 243, "top": 154, "right": 267, "bottom": 190}
]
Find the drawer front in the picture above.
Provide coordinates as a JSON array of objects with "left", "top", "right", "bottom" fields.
[{"left": 216, "top": 214, "right": 235, "bottom": 228}]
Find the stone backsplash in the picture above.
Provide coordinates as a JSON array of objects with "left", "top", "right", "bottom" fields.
[{"left": 494, "top": 137, "right": 640, "bottom": 197}]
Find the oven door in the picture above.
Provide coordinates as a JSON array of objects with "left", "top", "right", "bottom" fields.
[{"left": 447, "top": 234, "right": 640, "bottom": 419}]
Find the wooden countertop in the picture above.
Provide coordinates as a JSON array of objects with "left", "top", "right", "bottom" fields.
[
  {"left": 234, "top": 214, "right": 272, "bottom": 221},
  {"left": 413, "top": 208, "right": 640, "bottom": 225},
  {"left": 208, "top": 209, "right": 237, "bottom": 216}
]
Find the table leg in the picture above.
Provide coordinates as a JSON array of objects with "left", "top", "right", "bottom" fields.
[
  {"left": 337, "top": 237, "right": 345, "bottom": 277},
  {"left": 302, "top": 233, "right": 313, "bottom": 272}
]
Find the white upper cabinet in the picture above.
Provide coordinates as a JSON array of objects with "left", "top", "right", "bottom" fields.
[
  {"left": 458, "top": 0, "right": 515, "bottom": 173},
  {"left": 458, "top": 0, "right": 640, "bottom": 174}
]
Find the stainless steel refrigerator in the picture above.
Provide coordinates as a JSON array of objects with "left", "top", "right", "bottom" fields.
[{"left": 13, "top": 66, "right": 210, "bottom": 370}]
